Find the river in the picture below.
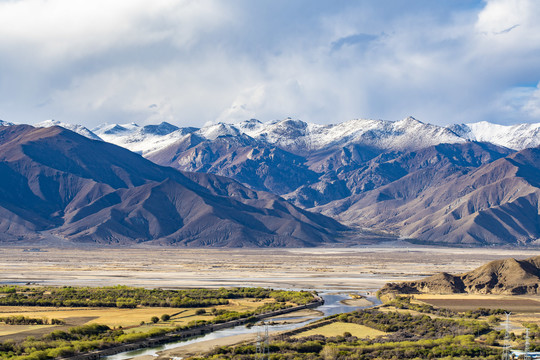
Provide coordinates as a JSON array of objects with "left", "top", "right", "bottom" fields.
[{"left": 105, "top": 292, "right": 380, "bottom": 360}]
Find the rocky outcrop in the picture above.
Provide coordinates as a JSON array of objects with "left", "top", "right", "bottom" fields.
[{"left": 380, "top": 255, "right": 540, "bottom": 295}]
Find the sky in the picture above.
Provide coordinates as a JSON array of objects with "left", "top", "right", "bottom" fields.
[{"left": 1, "top": 0, "right": 540, "bottom": 129}]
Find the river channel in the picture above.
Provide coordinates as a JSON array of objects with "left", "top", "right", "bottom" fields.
[{"left": 105, "top": 292, "right": 381, "bottom": 360}]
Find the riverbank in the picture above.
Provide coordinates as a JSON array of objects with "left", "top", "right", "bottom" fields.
[
  {"left": 61, "top": 299, "right": 324, "bottom": 360},
  {"left": 154, "top": 333, "right": 257, "bottom": 360},
  {"left": 151, "top": 308, "right": 323, "bottom": 359},
  {"left": 341, "top": 297, "right": 374, "bottom": 307}
]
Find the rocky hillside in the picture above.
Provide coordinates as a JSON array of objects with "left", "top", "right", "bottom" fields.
[
  {"left": 380, "top": 255, "right": 540, "bottom": 295},
  {"left": 3, "top": 117, "right": 539, "bottom": 246},
  {"left": 0, "top": 125, "right": 348, "bottom": 247},
  {"left": 325, "top": 146, "right": 540, "bottom": 245}
]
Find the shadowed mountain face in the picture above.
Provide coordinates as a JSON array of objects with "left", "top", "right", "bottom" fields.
[
  {"left": 325, "top": 146, "right": 540, "bottom": 245},
  {"left": 0, "top": 125, "right": 347, "bottom": 247},
  {"left": 150, "top": 129, "right": 538, "bottom": 245},
  {"left": 146, "top": 133, "right": 319, "bottom": 195},
  {"left": 380, "top": 255, "right": 540, "bottom": 295}
]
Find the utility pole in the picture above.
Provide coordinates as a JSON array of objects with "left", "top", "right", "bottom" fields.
[
  {"left": 256, "top": 322, "right": 269, "bottom": 359},
  {"left": 524, "top": 328, "right": 531, "bottom": 360},
  {"left": 502, "top": 313, "right": 511, "bottom": 360}
]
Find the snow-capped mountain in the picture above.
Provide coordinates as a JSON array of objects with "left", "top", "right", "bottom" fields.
[
  {"left": 448, "top": 121, "right": 540, "bottom": 150},
  {"left": 1, "top": 115, "right": 539, "bottom": 246},
  {"left": 35, "top": 120, "right": 102, "bottom": 141},
  {"left": 196, "top": 122, "right": 243, "bottom": 140},
  {"left": 5, "top": 116, "right": 540, "bottom": 154},
  {"left": 0, "top": 119, "right": 14, "bottom": 127},
  {"left": 238, "top": 116, "right": 466, "bottom": 153},
  {"left": 92, "top": 122, "right": 197, "bottom": 155},
  {"left": 91, "top": 116, "right": 471, "bottom": 156},
  {"left": 37, "top": 116, "right": 536, "bottom": 158}
]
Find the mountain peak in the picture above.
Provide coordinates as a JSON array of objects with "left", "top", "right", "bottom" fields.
[
  {"left": 402, "top": 116, "right": 422, "bottom": 123},
  {"left": 141, "top": 122, "right": 179, "bottom": 135},
  {"left": 196, "top": 122, "right": 242, "bottom": 140},
  {"left": 35, "top": 119, "right": 102, "bottom": 141}
]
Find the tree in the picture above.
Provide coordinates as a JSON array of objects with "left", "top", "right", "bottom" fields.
[
  {"left": 321, "top": 345, "right": 339, "bottom": 360},
  {"left": 161, "top": 314, "right": 170, "bottom": 322},
  {"left": 151, "top": 316, "right": 159, "bottom": 324}
]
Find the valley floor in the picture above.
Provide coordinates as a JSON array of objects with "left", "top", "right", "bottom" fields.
[
  {"left": 1, "top": 245, "right": 537, "bottom": 290},
  {"left": 1, "top": 245, "right": 540, "bottom": 359}
]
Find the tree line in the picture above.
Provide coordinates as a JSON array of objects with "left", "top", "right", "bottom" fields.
[
  {"left": 0, "top": 316, "right": 64, "bottom": 326},
  {"left": 0, "top": 286, "right": 315, "bottom": 309}
]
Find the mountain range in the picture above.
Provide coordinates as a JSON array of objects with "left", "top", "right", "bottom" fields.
[
  {"left": 0, "top": 124, "right": 347, "bottom": 247},
  {"left": 1, "top": 116, "right": 539, "bottom": 246}
]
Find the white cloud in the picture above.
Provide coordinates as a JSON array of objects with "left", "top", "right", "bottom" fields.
[
  {"left": 0, "top": 0, "right": 230, "bottom": 62},
  {"left": 495, "top": 83, "right": 540, "bottom": 121},
  {"left": 474, "top": 0, "right": 540, "bottom": 53},
  {"left": 1, "top": 0, "right": 540, "bottom": 128}
]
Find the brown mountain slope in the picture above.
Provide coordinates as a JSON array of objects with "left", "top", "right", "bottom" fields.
[
  {"left": 322, "top": 146, "right": 540, "bottom": 245},
  {"left": 380, "top": 255, "right": 540, "bottom": 295},
  {"left": 146, "top": 133, "right": 319, "bottom": 195},
  {"left": 0, "top": 125, "right": 347, "bottom": 247}
]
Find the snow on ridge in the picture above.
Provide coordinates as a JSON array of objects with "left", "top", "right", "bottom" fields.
[
  {"left": 92, "top": 123, "right": 140, "bottom": 136},
  {"left": 234, "top": 116, "right": 465, "bottom": 152},
  {"left": 35, "top": 119, "right": 102, "bottom": 141},
  {"left": 93, "top": 122, "right": 197, "bottom": 155},
  {"left": 23, "top": 116, "right": 539, "bottom": 157},
  {"left": 449, "top": 121, "right": 540, "bottom": 150},
  {"left": 235, "top": 119, "right": 265, "bottom": 133},
  {"left": 0, "top": 119, "right": 14, "bottom": 126},
  {"left": 195, "top": 122, "right": 241, "bottom": 140}
]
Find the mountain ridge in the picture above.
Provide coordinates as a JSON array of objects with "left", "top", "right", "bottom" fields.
[
  {"left": 0, "top": 124, "right": 349, "bottom": 247},
  {"left": 2, "top": 117, "right": 539, "bottom": 246},
  {"left": 380, "top": 255, "right": 540, "bottom": 295}
]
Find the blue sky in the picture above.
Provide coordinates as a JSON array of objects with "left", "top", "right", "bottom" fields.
[{"left": 0, "top": 0, "right": 539, "bottom": 128}]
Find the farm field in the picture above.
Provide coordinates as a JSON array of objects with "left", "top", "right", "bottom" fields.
[
  {"left": 0, "top": 324, "right": 54, "bottom": 337},
  {"left": 292, "top": 322, "right": 386, "bottom": 339},
  {"left": 416, "top": 295, "right": 540, "bottom": 313},
  {"left": 0, "top": 298, "right": 273, "bottom": 329},
  {"left": 0, "top": 285, "right": 316, "bottom": 360}
]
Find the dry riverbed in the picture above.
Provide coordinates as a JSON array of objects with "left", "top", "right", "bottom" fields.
[{"left": 1, "top": 246, "right": 536, "bottom": 291}]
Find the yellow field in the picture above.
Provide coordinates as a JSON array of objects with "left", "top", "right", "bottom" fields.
[
  {"left": 293, "top": 322, "right": 386, "bottom": 339},
  {"left": 378, "top": 305, "right": 441, "bottom": 319},
  {"left": 0, "top": 297, "right": 275, "bottom": 336},
  {"left": 0, "top": 324, "right": 54, "bottom": 336}
]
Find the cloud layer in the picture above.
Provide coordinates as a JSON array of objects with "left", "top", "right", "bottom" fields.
[{"left": 0, "top": 0, "right": 539, "bottom": 128}]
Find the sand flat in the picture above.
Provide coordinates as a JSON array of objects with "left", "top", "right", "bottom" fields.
[{"left": 1, "top": 247, "right": 537, "bottom": 291}]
